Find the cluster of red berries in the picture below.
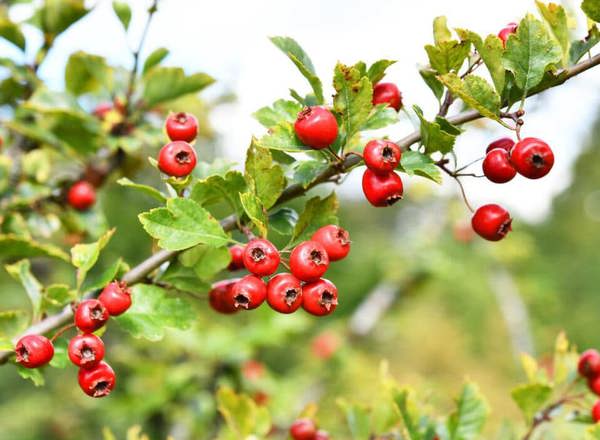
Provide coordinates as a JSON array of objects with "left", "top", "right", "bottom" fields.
[
  {"left": 14, "top": 281, "right": 132, "bottom": 398},
  {"left": 210, "top": 225, "right": 350, "bottom": 316},
  {"left": 578, "top": 349, "right": 600, "bottom": 422},
  {"left": 157, "top": 112, "right": 199, "bottom": 177},
  {"left": 289, "top": 418, "right": 329, "bottom": 440}
]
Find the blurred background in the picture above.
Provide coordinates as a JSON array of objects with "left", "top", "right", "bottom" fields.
[{"left": 1, "top": 0, "right": 600, "bottom": 438}]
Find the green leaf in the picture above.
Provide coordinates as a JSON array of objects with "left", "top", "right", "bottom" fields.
[
  {"left": 456, "top": 30, "right": 505, "bottom": 94},
  {"left": 292, "top": 160, "right": 329, "bottom": 189},
  {"left": 115, "top": 284, "right": 195, "bottom": 341},
  {"left": 139, "top": 198, "right": 229, "bottom": 251},
  {"left": 158, "top": 263, "right": 210, "bottom": 293},
  {"left": 43, "top": 284, "right": 77, "bottom": 308},
  {"left": 361, "top": 104, "right": 399, "bottom": 130},
  {"left": 80, "top": 258, "right": 127, "bottom": 293},
  {"left": 0, "top": 234, "right": 69, "bottom": 262},
  {"left": 31, "top": 0, "right": 89, "bottom": 41},
  {"left": 179, "top": 244, "right": 230, "bottom": 280},
  {"left": 269, "top": 208, "right": 298, "bottom": 236},
  {"left": 333, "top": 62, "right": 373, "bottom": 144},
  {"left": 536, "top": 1, "right": 570, "bottom": 66},
  {"left": 112, "top": 0, "right": 131, "bottom": 30},
  {"left": 425, "top": 40, "right": 471, "bottom": 74},
  {"left": 253, "top": 99, "right": 302, "bottom": 128},
  {"left": 337, "top": 400, "right": 371, "bottom": 440},
  {"left": 117, "top": 178, "right": 167, "bottom": 203},
  {"left": 65, "top": 51, "right": 112, "bottom": 96},
  {"left": 142, "top": 67, "right": 214, "bottom": 107},
  {"left": 399, "top": 151, "right": 442, "bottom": 183},
  {"left": 245, "top": 139, "right": 286, "bottom": 209},
  {"left": 5, "top": 260, "right": 43, "bottom": 322},
  {"left": 420, "top": 67, "right": 445, "bottom": 100},
  {"left": 258, "top": 121, "right": 310, "bottom": 152},
  {"left": 510, "top": 383, "right": 552, "bottom": 422},
  {"left": 16, "top": 364, "right": 44, "bottom": 386},
  {"left": 190, "top": 171, "right": 247, "bottom": 216},
  {"left": 71, "top": 228, "right": 115, "bottom": 289},
  {"left": 217, "top": 387, "right": 272, "bottom": 437},
  {"left": 0, "top": 13, "right": 26, "bottom": 50},
  {"left": 433, "top": 16, "right": 452, "bottom": 45},
  {"left": 270, "top": 36, "right": 324, "bottom": 104},
  {"left": 291, "top": 193, "right": 338, "bottom": 243},
  {"left": 0, "top": 310, "right": 28, "bottom": 338},
  {"left": 367, "top": 59, "right": 396, "bottom": 84},
  {"left": 447, "top": 383, "right": 489, "bottom": 440},
  {"left": 438, "top": 73, "right": 501, "bottom": 121},
  {"left": 583, "top": 0, "right": 600, "bottom": 22},
  {"left": 240, "top": 192, "right": 268, "bottom": 238},
  {"left": 570, "top": 25, "right": 600, "bottom": 64},
  {"left": 142, "top": 47, "right": 169, "bottom": 75},
  {"left": 502, "top": 15, "right": 563, "bottom": 94},
  {"left": 413, "top": 105, "right": 458, "bottom": 154},
  {"left": 49, "top": 338, "right": 68, "bottom": 369},
  {"left": 392, "top": 388, "right": 421, "bottom": 440}
]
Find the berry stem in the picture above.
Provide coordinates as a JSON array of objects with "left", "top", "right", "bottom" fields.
[{"left": 51, "top": 323, "right": 76, "bottom": 342}]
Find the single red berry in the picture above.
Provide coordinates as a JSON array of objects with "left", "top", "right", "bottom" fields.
[
  {"left": 486, "top": 137, "right": 515, "bottom": 153},
  {"left": 590, "top": 376, "right": 600, "bottom": 396},
  {"left": 482, "top": 148, "right": 517, "bottom": 183},
  {"left": 579, "top": 350, "right": 600, "bottom": 378},
  {"left": 471, "top": 204, "right": 512, "bottom": 241},
  {"left": 290, "top": 418, "right": 317, "bottom": 440},
  {"left": 241, "top": 359, "right": 265, "bottom": 381},
  {"left": 157, "top": 141, "right": 197, "bottom": 177},
  {"left": 372, "top": 82, "right": 402, "bottom": 111},
  {"left": 593, "top": 400, "right": 600, "bottom": 422},
  {"left": 15, "top": 335, "right": 54, "bottom": 368},
  {"left": 510, "top": 137, "right": 554, "bottom": 179},
  {"left": 315, "top": 430, "right": 330, "bottom": 440},
  {"left": 78, "top": 361, "right": 116, "bottom": 398},
  {"left": 290, "top": 241, "right": 330, "bottom": 282},
  {"left": 266, "top": 273, "right": 303, "bottom": 314},
  {"left": 67, "top": 181, "right": 96, "bottom": 211},
  {"left": 294, "top": 106, "right": 339, "bottom": 149},
  {"left": 311, "top": 225, "right": 351, "bottom": 261},
  {"left": 302, "top": 279, "right": 338, "bottom": 316},
  {"left": 362, "top": 169, "right": 403, "bottom": 207},
  {"left": 242, "top": 239, "right": 280, "bottom": 277},
  {"left": 75, "top": 299, "right": 109, "bottom": 333},
  {"left": 363, "top": 139, "right": 402, "bottom": 174},
  {"left": 228, "top": 275, "right": 267, "bottom": 310},
  {"left": 311, "top": 331, "right": 341, "bottom": 360},
  {"left": 165, "top": 112, "right": 199, "bottom": 142},
  {"left": 98, "top": 281, "right": 132, "bottom": 316},
  {"left": 228, "top": 245, "right": 245, "bottom": 271},
  {"left": 209, "top": 279, "right": 239, "bottom": 314},
  {"left": 68, "top": 334, "right": 105, "bottom": 369},
  {"left": 498, "top": 22, "right": 518, "bottom": 47}
]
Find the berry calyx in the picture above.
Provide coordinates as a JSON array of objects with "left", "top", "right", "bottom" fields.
[
  {"left": 363, "top": 139, "right": 402, "bottom": 174},
  {"left": 242, "top": 238, "right": 280, "bottom": 277},
  {"left": 68, "top": 334, "right": 105, "bottom": 369},
  {"left": 266, "top": 273, "right": 303, "bottom": 314},
  {"left": 372, "top": 82, "right": 403, "bottom": 111},
  {"left": 302, "top": 279, "right": 338, "bottom": 316},
  {"left": 98, "top": 281, "right": 132, "bottom": 316},
  {"left": 74, "top": 299, "right": 109, "bottom": 333},
  {"left": 362, "top": 169, "right": 403, "bottom": 207},
  {"left": 486, "top": 137, "right": 515, "bottom": 153},
  {"left": 165, "top": 112, "right": 199, "bottom": 142},
  {"left": 15, "top": 335, "right": 54, "bottom": 368},
  {"left": 510, "top": 137, "right": 554, "bottom": 179},
  {"left": 290, "top": 418, "right": 317, "bottom": 440},
  {"left": 209, "top": 279, "right": 240, "bottom": 314},
  {"left": 78, "top": 361, "right": 116, "bottom": 398},
  {"left": 228, "top": 245, "right": 245, "bottom": 271},
  {"left": 289, "top": 240, "right": 330, "bottom": 282},
  {"left": 228, "top": 275, "right": 267, "bottom": 310},
  {"left": 67, "top": 181, "right": 96, "bottom": 211},
  {"left": 578, "top": 349, "right": 600, "bottom": 378},
  {"left": 498, "top": 22, "right": 518, "bottom": 47},
  {"left": 471, "top": 204, "right": 512, "bottom": 241},
  {"left": 157, "top": 141, "right": 197, "bottom": 177},
  {"left": 311, "top": 224, "right": 351, "bottom": 261},
  {"left": 482, "top": 148, "right": 517, "bottom": 183},
  {"left": 294, "top": 106, "right": 339, "bottom": 149},
  {"left": 592, "top": 400, "right": 600, "bottom": 422}
]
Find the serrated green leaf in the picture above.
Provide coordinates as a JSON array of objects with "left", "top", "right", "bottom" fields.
[
  {"left": 456, "top": 30, "right": 505, "bottom": 94},
  {"left": 142, "top": 47, "right": 169, "bottom": 75},
  {"left": 112, "top": 0, "right": 131, "bottom": 30},
  {"left": 433, "top": 16, "right": 452, "bottom": 45},
  {"left": 333, "top": 62, "right": 372, "bottom": 144},
  {"left": 291, "top": 193, "right": 338, "bottom": 243},
  {"left": 190, "top": 171, "right": 247, "bottom": 216},
  {"left": 258, "top": 121, "right": 310, "bottom": 152},
  {"left": 536, "top": 1, "right": 570, "bottom": 66},
  {"left": 0, "top": 234, "right": 69, "bottom": 262},
  {"left": 438, "top": 73, "right": 500, "bottom": 121},
  {"left": 217, "top": 387, "right": 272, "bottom": 437},
  {"left": 583, "top": 0, "right": 600, "bottom": 22},
  {"left": 245, "top": 139, "right": 286, "bottom": 209},
  {"left": 447, "top": 383, "right": 489, "bottom": 440},
  {"left": 367, "top": 59, "right": 396, "bottom": 84},
  {"left": 5, "top": 259, "right": 43, "bottom": 322},
  {"left": 361, "top": 104, "right": 398, "bottom": 130},
  {"left": 253, "top": 99, "right": 302, "bottom": 128},
  {"left": 420, "top": 67, "right": 445, "bottom": 100},
  {"left": 240, "top": 192, "right": 268, "bottom": 238},
  {"left": 337, "top": 400, "right": 371, "bottom": 440},
  {"left": 80, "top": 258, "right": 127, "bottom": 294},
  {"left": 570, "top": 25, "right": 600, "bottom": 63},
  {"left": 0, "top": 13, "right": 26, "bottom": 50},
  {"left": 142, "top": 67, "right": 214, "bottom": 107},
  {"left": 158, "top": 263, "right": 211, "bottom": 293},
  {"left": 43, "top": 284, "right": 77, "bottom": 308},
  {"left": 117, "top": 177, "right": 167, "bottom": 203},
  {"left": 413, "top": 105, "right": 458, "bottom": 154},
  {"left": 399, "top": 151, "right": 442, "bottom": 183},
  {"left": 71, "top": 228, "right": 115, "bottom": 289},
  {"left": 292, "top": 160, "right": 329, "bottom": 189},
  {"left": 16, "top": 364, "right": 44, "bottom": 386},
  {"left": 425, "top": 40, "right": 471, "bottom": 74},
  {"left": 0, "top": 310, "right": 28, "bottom": 338},
  {"left": 65, "top": 51, "right": 112, "bottom": 96},
  {"left": 269, "top": 208, "right": 298, "bottom": 236},
  {"left": 179, "top": 244, "right": 230, "bottom": 280},
  {"left": 510, "top": 383, "right": 552, "bottom": 422},
  {"left": 392, "top": 388, "right": 421, "bottom": 440}
]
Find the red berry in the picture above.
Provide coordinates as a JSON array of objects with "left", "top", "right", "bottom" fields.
[
  {"left": 363, "top": 139, "right": 402, "bottom": 174},
  {"left": 290, "top": 418, "right": 317, "bottom": 440},
  {"left": 590, "top": 376, "right": 600, "bottom": 396},
  {"left": 98, "top": 281, "right": 131, "bottom": 316},
  {"left": 209, "top": 279, "right": 239, "bottom": 314},
  {"left": 78, "top": 361, "right": 116, "bottom": 398},
  {"left": 471, "top": 204, "right": 512, "bottom": 241},
  {"left": 311, "top": 331, "right": 341, "bottom": 360},
  {"left": 486, "top": 137, "right": 515, "bottom": 153},
  {"left": 290, "top": 241, "right": 330, "bottom": 282},
  {"left": 510, "top": 137, "right": 554, "bottom": 179},
  {"left": 372, "top": 82, "right": 402, "bottom": 111},
  {"left": 165, "top": 112, "right": 199, "bottom": 142},
  {"left": 294, "top": 106, "right": 338, "bottom": 149},
  {"left": 15, "top": 335, "right": 54, "bottom": 368},
  {"left": 311, "top": 225, "right": 351, "bottom": 261},
  {"left": 228, "top": 275, "right": 267, "bottom": 310},
  {"left": 93, "top": 102, "right": 113, "bottom": 119},
  {"left": 362, "top": 169, "right": 403, "bottom": 207},
  {"left": 302, "top": 279, "right": 338, "bottom": 316},
  {"left": 266, "top": 273, "right": 303, "bottom": 313},
  {"left": 157, "top": 141, "right": 197, "bottom": 177},
  {"left": 498, "top": 22, "right": 518, "bottom": 47},
  {"left": 67, "top": 181, "right": 96, "bottom": 211},
  {"left": 68, "top": 334, "right": 105, "bottom": 369},
  {"left": 74, "top": 299, "right": 109, "bottom": 333},
  {"left": 482, "top": 148, "right": 517, "bottom": 183},
  {"left": 593, "top": 400, "right": 600, "bottom": 422},
  {"left": 579, "top": 350, "right": 600, "bottom": 378},
  {"left": 242, "top": 239, "right": 280, "bottom": 277},
  {"left": 315, "top": 430, "right": 330, "bottom": 440},
  {"left": 228, "top": 245, "right": 245, "bottom": 271},
  {"left": 241, "top": 359, "right": 265, "bottom": 381}
]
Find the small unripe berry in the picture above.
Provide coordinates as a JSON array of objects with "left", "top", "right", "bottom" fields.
[
  {"left": 294, "top": 106, "right": 339, "bottom": 149},
  {"left": 209, "top": 279, "right": 240, "bottom": 314},
  {"left": 482, "top": 148, "right": 517, "bottom": 183},
  {"left": 498, "top": 22, "right": 518, "bottom": 47},
  {"left": 228, "top": 275, "right": 267, "bottom": 310},
  {"left": 363, "top": 139, "right": 402, "bottom": 174},
  {"left": 290, "top": 241, "right": 330, "bottom": 282},
  {"left": 592, "top": 400, "right": 600, "bottom": 422},
  {"left": 228, "top": 245, "right": 245, "bottom": 271},
  {"left": 486, "top": 137, "right": 514, "bottom": 153},
  {"left": 165, "top": 112, "right": 199, "bottom": 142},
  {"left": 311, "top": 224, "right": 351, "bottom": 261},
  {"left": 157, "top": 141, "right": 197, "bottom": 177},
  {"left": 67, "top": 181, "right": 96, "bottom": 211},
  {"left": 372, "top": 82, "right": 403, "bottom": 111},
  {"left": 78, "top": 361, "right": 116, "bottom": 398},
  {"left": 290, "top": 418, "right": 317, "bottom": 440},
  {"left": 579, "top": 350, "right": 600, "bottom": 378},
  {"left": 243, "top": 239, "right": 280, "bottom": 277},
  {"left": 68, "top": 334, "right": 105, "bottom": 369},
  {"left": 15, "top": 335, "right": 54, "bottom": 368},
  {"left": 362, "top": 169, "right": 403, "bottom": 207},
  {"left": 98, "top": 281, "right": 132, "bottom": 316},
  {"left": 471, "top": 204, "right": 512, "bottom": 241},
  {"left": 510, "top": 137, "right": 554, "bottom": 179},
  {"left": 266, "top": 273, "right": 303, "bottom": 314},
  {"left": 75, "top": 299, "right": 109, "bottom": 333},
  {"left": 302, "top": 279, "right": 338, "bottom": 316}
]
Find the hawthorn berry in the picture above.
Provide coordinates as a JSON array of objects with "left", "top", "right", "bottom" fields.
[
  {"left": 228, "top": 245, "right": 245, "bottom": 271},
  {"left": 98, "top": 281, "right": 132, "bottom": 316},
  {"left": 302, "top": 279, "right": 338, "bottom": 316},
  {"left": 471, "top": 204, "right": 512, "bottom": 241},
  {"left": 498, "top": 22, "right": 518, "bottom": 47},
  {"left": 593, "top": 400, "right": 600, "bottom": 422},
  {"left": 311, "top": 224, "right": 351, "bottom": 261},
  {"left": 362, "top": 169, "right": 403, "bottom": 207},
  {"left": 290, "top": 240, "right": 330, "bottom": 282},
  {"left": 290, "top": 418, "right": 317, "bottom": 440},
  {"left": 68, "top": 334, "right": 105, "bottom": 369},
  {"left": 482, "top": 148, "right": 517, "bottom": 183},
  {"left": 228, "top": 275, "right": 267, "bottom": 310},
  {"left": 165, "top": 112, "right": 199, "bottom": 142},
  {"left": 157, "top": 141, "right": 197, "bottom": 177},
  {"left": 372, "top": 82, "right": 403, "bottom": 111},
  {"left": 67, "top": 181, "right": 96, "bottom": 211},
  {"left": 315, "top": 430, "right": 331, "bottom": 440},
  {"left": 363, "top": 139, "right": 402, "bottom": 174},
  {"left": 242, "top": 238, "right": 280, "bottom": 277},
  {"left": 510, "top": 137, "right": 554, "bottom": 179},
  {"left": 579, "top": 349, "right": 600, "bottom": 378},
  {"left": 75, "top": 299, "right": 109, "bottom": 333},
  {"left": 78, "top": 360, "right": 116, "bottom": 398},
  {"left": 486, "top": 137, "right": 515, "bottom": 153},
  {"left": 266, "top": 273, "right": 303, "bottom": 314},
  {"left": 209, "top": 279, "right": 239, "bottom": 314},
  {"left": 590, "top": 376, "right": 600, "bottom": 396},
  {"left": 15, "top": 335, "right": 54, "bottom": 368},
  {"left": 311, "top": 331, "right": 341, "bottom": 360},
  {"left": 294, "top": 106, "right": 339, "bottom": 149},
  {"left": 241, "top": 359, "right": 265, "bottom": 381}
]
